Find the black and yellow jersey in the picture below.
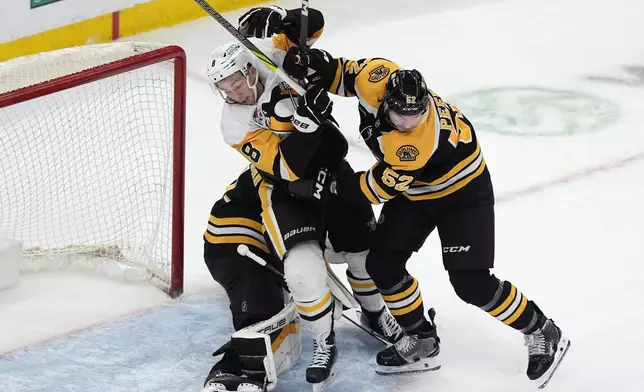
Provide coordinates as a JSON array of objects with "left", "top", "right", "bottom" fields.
[
  {"left": 323, "top": 57, "right": 487, "bottom": 204},
  {"left": 221, "top": 8, "right": 326, "bottom": 186},
  {"left": 204, "top": 166, "right": 269, "bottom": 256}
]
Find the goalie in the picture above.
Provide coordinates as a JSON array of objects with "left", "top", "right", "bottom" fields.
[{"left": 201, "top": 165, "right": 300, "bottom": 392}]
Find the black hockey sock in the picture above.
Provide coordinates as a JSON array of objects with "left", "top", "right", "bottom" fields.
[
  {"left": 380, "top": 274, "right": 428, "bottom": 335},
  {"left": 481, "top": 280, "right": 546, "bottom": 334},
  {"left": 449, "top": 270, "right": 546, "bottom": 334}
]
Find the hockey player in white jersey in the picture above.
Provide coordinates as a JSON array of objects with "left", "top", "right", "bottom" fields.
[{"left": 204, "top": 5, "right": 405, "bottom": 391}]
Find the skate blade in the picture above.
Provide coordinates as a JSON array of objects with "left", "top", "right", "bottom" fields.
[
  {"left": 534, "top": 335, "right": 571, "bottom": 389},
  {"left": 310, "top": 369, "right": 337, "bottom": 392},
  {"left": 375, "top": 357, "right": 441, "bottom": 375}
]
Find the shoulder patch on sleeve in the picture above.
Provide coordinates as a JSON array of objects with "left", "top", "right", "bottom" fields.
[{"left": 368, "top": 64, "right": 391, "bottom": 83}]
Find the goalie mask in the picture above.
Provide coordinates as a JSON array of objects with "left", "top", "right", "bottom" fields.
[{"left": 207, "top": 42, "right": 260, "bottom": 104}]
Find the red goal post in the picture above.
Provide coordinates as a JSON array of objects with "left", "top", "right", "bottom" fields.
[{"left": 0, "top": 42, "right": 186, "bottom": 298}]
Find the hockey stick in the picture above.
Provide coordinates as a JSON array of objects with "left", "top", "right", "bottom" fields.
[
  {"left": 237, "top": 245, "right": 388, "bottom": 345},
  {"left": 192, "top": 0, "right": 305, "bottom": 95},
  {"left": 299, "top": 0, "right": 309, "bottom": 60}
]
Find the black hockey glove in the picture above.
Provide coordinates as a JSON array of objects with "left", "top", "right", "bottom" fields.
[
  {"left": 282, "top": 47, "right": 337, "bottom": 88},
  {"left": 238, "top": 6, "right": 294, "bottom": 39},
  {"left": 287, "top": 167, "right": 333, "bottom": 204},
  {"left": 291, "top": 86, "right": 332, "bottom": 133}
]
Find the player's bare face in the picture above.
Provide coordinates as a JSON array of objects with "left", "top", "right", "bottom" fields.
[
  {"left": 388, "top": 109, "right": 429, "bottom": 131},
  {"left": 217, "top": 72, "right": 255, "bottom": 105}
]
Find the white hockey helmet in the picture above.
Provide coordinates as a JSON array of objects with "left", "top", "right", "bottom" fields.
[{"left": 207, "top": 42, "right": 255, "bottom": 87}]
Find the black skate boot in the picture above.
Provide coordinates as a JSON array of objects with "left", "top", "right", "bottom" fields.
[
  {"left": 359, "top": 307, "right": 405, "bottom": 344},
  {"left": 524, "top": 319, "right": 570, "bottom": 389},
  {"left": 375, "top": 311, "right": 440, "bottom": 375},
  {"left": 202, "top": 368, "right": 265, "bottom": 392},
  {"left": 306, "top": 330, "right": 337, "bottom": 392},
  {"left": 202, "top": 342, "right": 266, "bottom": 392}
]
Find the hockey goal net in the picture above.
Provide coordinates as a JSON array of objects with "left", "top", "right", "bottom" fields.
[{"left": 0, "top": 42, "right": 186, "bottom": 297}]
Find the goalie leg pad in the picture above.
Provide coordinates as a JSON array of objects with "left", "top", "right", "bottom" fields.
[{"left": 231, "top": 300, "right": 302, "bottom": 391}]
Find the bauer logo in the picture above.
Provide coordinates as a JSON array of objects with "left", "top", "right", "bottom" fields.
[
  {"left": 30, "top": 0, "right": 62, "bottom": 8},
  {"left": 368, "top": 65, "right": 390, "bottom": 83},
  {"left": 396, "top": 145, "right": 420, "bottom": 161},
  {"left": 284, "top": 226, "right": 316, "bottom": 241}
]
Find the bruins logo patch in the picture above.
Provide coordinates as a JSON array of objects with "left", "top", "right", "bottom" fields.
[
  {"left": 396, "top": 145, "right": 420, "bottom": 161},
  {"left": 368, "top": 65, "right": 390, "bottom": 83}
]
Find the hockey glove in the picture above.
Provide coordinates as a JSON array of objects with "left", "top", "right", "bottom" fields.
[
  {"left": 287, "top": 167, "right": 333, "bottom": 204},
  {"left": 291, "top": 86, "right": 332, "bottom": 133},
  {"left": 282, "top": 47, "right": 338, "bottom": 88},
  {"left": 238, "top": 6, "right": 294, "bottom": 39}
]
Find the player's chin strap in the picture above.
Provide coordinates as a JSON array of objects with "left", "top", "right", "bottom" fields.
[{"left": 246, "top": 70, "right": 260, "bottom": 103}]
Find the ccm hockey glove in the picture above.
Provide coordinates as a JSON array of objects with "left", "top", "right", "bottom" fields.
[
  {"left": 287, "top": 167, "right": 333, "bottom": 204},
  {"left": 291, "top": 86, "right": 333, "bottom": 133}
]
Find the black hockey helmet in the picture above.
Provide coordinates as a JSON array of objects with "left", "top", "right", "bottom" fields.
[{"left": 383, "top": 69, "right": 430, "bottom": 117}]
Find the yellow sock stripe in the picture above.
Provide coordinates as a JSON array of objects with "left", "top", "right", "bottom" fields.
[
  {"left": 489, "top": 284, "right": 517, "bottom": 317},
  {"left": 295, "top": 291, "right": 332, "bottom": 314},
  {"left": 203, "top": 232, "right": 269, "bottom": 254},
  {"left": 348, "top": 280, "right": 376, "bottom": 290},
  {"left": 390, "top": 294, "right": 423, "bottom": 316},
  {"left": 382, "top": 279, "right": 419, "bottom": 302},
  {"left": 503, "top": 295, "right": 528, "bottom": 325}
]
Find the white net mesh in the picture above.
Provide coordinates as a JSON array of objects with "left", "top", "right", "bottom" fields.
[{"left": 0, "top": 42, "right": 182, "bottom": 295}]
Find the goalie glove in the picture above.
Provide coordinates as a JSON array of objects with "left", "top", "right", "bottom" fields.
[
  {"left": 291, "top": 86, "right": 332, "bottom": 133},
  {"left": 238, "top": 6, "right": 293, "bottom": 39}
]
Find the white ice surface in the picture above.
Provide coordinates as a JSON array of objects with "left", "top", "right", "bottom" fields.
[{"left": 1, "top": 0, "right": 643, "bottom": 391}]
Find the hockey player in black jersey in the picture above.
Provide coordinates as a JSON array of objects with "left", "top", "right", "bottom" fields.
[
  {"left": 201, "top": 166, "right": 298, "bottom": 392},
  {"left": 281, "top": 44, "right": 570, "bottom": 388},
  {"left": 203, "top": 5, "right": 405, "bottom": 391}
]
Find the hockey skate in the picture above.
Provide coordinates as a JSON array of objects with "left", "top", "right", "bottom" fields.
[
  {"left": 306, "top": 330, "right": 337, "bottom": 392},
  {"left": 524, "top": 319, "right": 570, "bottom": 389},
  {"left": 201, "top": 369, "right": 265, "bottom": 392},
  {"left": 358, "top": 307, "right": 404, "bottom": 344},
  {"left": 375, "top": 311, "right": 440, "bottom": 375}
]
